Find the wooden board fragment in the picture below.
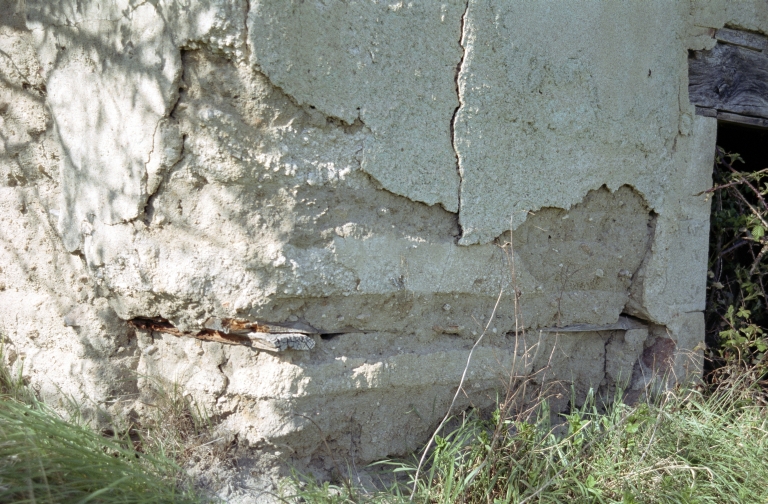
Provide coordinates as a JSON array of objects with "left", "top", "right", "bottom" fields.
[
  {"left": 695, "top": 106, "right": 718, "bottom": 118},
  {"left": 714, "top": 28, "right": 767, "bottom": 52},
  {"left": 129, "top": 317, "right": 316, "bottom": 352},
  {"left": 717, "top": 111, "right": 768, "bottom": 128},
  {"left": 202, "top": 317, "right": 317, "bottom": 336},
  {"left": 246, "top": 332, "right": 316, "bottom": 351},
  {"left": 689, "top": 43, "right": 768, "bottom": 119},
  {"left": 696, "top": 107, "right": 768, "bottom": 127}
]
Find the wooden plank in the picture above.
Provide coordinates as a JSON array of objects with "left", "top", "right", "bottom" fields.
[
  {"left": 695, "top": 106, "right": 718, "bottom": 117},
  {"left": 717, "top": 111, "right": 768, "bottom": 128},
  {"left": 715, "top": 28, "right": 767, "bottom": 52},
  {"left": 696, "top": 106, "right": 768, "bottom": 128},
  {"left": 689, "top": 43, "right": 768, "bottom": 119}
]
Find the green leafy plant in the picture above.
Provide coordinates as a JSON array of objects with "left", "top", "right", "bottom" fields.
[{"left": 706, "top": 147, "right": 768, "bottom": 386}]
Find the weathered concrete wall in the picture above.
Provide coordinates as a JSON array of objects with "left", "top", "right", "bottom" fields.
[{"left": 2, "top": 0, "right": 762, "bottom": 489}]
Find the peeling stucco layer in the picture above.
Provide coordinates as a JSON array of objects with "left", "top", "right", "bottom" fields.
[
  {"left": 455, "top": 0, "right": 687, "bottom": 244},
  {"left": 1, "top": 0, "right": 757, "bottom": 487}
]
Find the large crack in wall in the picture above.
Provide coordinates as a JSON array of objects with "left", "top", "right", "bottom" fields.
[{"left": 451, "top": 0, "right": 470, "bottom": 239}]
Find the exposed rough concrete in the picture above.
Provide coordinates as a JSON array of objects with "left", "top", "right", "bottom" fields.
[
  {"left": 0, "top": 14, "right": 138, "bottom": 419},
  {"left": 512, "top": 185, "right": 652, "bottom": 329},
  {"left": 0, "top": 0, "right": 743, "bottom": 495},
  {"left": 137, "top": 328, "right": 533, "bottom": 464}
]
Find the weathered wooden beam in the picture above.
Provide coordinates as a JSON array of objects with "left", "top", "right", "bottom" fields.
[
  {"left": 689, "top": 43, "right": 768, "bottom": 119},
  {"left": 695, "top": 106, "right": 768, "bottom": 128},
  {"left": 695, "top": 106, "right": 718, "bottom": 118},
  {"left": 714, "top": 28, "right": 767, "bottom": 52},
  {"left": 717, "top": 111, "right": 768, "bottom": 128}
]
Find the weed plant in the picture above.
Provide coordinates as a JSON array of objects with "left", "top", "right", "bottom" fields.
[
  {"left": 706, "top": 146, "right": 768, "bottom": 393},
  {"left": 126, "top": 378, "right": 223, "bottom": 469},
  {"left": 0, "top": 352, "right": 204, "bottom": 504}
]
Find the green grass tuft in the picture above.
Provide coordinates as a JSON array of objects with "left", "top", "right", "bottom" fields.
[
  {"left": 0, "top": 346, "right": 205, "bottom": 504},
  {"left": 0, "top": 398, "right": 202, "bottom": 504}
]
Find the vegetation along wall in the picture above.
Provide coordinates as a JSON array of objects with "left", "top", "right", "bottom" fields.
[{"left": 2, "top": 0, "right": 766, "bottom": 476}]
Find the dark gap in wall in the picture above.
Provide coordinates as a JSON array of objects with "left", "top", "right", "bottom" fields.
[
  {"left": 717, "top": 122, "right": 768, "bottom": 172},
  {"left": 705, "top": 121, "right": 768, "bottom": 374}
]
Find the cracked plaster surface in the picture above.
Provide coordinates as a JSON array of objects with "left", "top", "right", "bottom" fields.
[
  {"left": 455, "top": 0, "right": 690, "bottom": 245},
  {"left": 15, "top": 0, "right": 716, "bottom": 370},
  {"left": 247, "top": 0, "right": 464, "bottom": 213}
]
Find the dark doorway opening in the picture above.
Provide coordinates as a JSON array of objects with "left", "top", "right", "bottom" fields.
[
  {"left": 716, "top": 123, "right": 768, "bottom": 173},
  {"left": 705, "top": 121, "right": 768, "bottom": 376}
]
